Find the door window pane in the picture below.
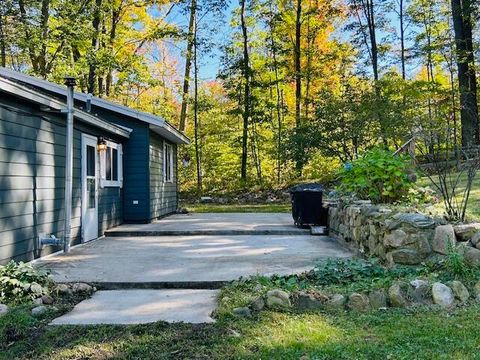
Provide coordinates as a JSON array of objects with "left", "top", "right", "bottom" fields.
[
  {"left": 106, "top": 147, "right": 112, "bottom": 180},
  {"left": 87, "top": 145, "right": 95, "bottom": 176},
  {"left": 112, "top": 148, "right": 118, "bottom": 181},
  {"left": 87, "top": 178, "right": 96, "bottom": 208}
]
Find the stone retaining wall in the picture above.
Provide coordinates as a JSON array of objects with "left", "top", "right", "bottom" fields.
[{"left": 328, "top": 201, "right": 480, "bottom": 266}]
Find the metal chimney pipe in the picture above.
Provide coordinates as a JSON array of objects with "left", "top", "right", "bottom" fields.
[
  {"left": 86, "top": 93, "right": 92, "bottom": 112},
  {"left": 63, "top": 77, "right": 76, "bottom": 253}
]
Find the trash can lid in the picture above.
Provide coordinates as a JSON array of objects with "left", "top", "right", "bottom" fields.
[{"left": 289, "top": 183, "right": 324, "bottom": 193}]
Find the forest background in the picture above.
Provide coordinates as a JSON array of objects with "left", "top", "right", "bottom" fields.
[{"left": 1, "top": 0, "right": 478, "bottom": 194}]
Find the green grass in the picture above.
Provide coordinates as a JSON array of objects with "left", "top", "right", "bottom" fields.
[
  {"left": 182, "top": 203, "right": 291, "bottom": 213},
  {"left": 2, "top": 303, "right": 480, "bottom": 359}
]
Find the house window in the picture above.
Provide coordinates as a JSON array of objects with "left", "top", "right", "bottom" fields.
[
  {"left": 164, "top": 142, "right": 173, "bottom": 182},
  {"left": 101, "top": 141, "right": 123, "bottom": 187}
]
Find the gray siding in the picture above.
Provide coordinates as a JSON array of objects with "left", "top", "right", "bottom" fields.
[
  {"left": 149, "top": 131, "right": 177, "bottom": 219},
  {"left": 0, "top": 96, "right": 123, "bottom": 264}
]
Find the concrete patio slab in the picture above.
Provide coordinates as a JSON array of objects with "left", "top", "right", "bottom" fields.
[
  {"left": 105, "top": 213, "right": 308, "bottom": 236},
  {"left": 50, "top": 289, "right": 218, "bottom": 325},
  {"left": 35, "top": 234, "right": 351, "bottom": 285}
]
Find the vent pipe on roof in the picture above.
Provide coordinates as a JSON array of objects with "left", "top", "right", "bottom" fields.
[
  {"left": 63, "top": 77, "right": 76, "bottom": 253},
  {"left": 86, "top": 93, "right": 92, "bottom": 112}
]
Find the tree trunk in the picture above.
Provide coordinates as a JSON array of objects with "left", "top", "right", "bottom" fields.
[
  {"left": 399, "top": 0, "right": 405, "bottom": 80},
  {"left": 88, "top": 0, "right": 103, "bottom": 95},
  {"left": 18, "top": 0, "right": 39, "bottom": 74},
  {"left": 0, "top": 5, "right": 6, "bottom": 67},
  {"left": 451, "top": 0, "right": 479, "bottom": 147},
  {"left": 294, "top": 0, "right": 302, "bottom": 173},
  {"left": 268, "top": 4, "right": 283, "bottom": 183},
  {"left": 193, "top": 17, "right": 202, "bottom": 193},
  {"left": 38, "top": 0, "right": 50, "bottom": 78},
  {"left": 106, "top": 6, "right": 121, "bottom": 97},
  {"left": 240, "top": 0, "right": 250, "bottom": 183},
  {"left": 179, "top": 0, "right": 197, "bottom": 132}
]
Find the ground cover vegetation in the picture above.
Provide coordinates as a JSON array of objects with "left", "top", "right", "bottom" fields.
[
  {"left": 2, "top": 257, "right": 480, "bottom": 359},
  {"left": 1, "top": 0, "right": 479, "bottom": 194}
]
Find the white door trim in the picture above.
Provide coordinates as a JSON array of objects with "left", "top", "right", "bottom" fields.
[{"left": 81, "top": 133, "right": 99, "bottom": 242}]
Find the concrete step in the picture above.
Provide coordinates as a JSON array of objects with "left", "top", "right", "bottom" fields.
[
  {"left": 84, "top": 280, "right": 227, "bottom": 290},
  {"left": 104, "top": 228, "right": 309, "bottom": 237},
  {"left": 50, "top": 289, "right": 219, "bottom": 325}
]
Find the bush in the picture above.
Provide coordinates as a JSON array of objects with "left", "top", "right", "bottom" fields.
[
  {"left": 0, "top": 261, "right": 51, "bottom": 304},
  {"left": 337, "top": 149, "right": 414, "bottom": 203}
]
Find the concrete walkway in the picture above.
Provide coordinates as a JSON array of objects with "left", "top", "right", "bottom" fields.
[
  {"left": 50, "top": 289, "right": 218, "bottom": 325},
  {"left": 41, "top": 213, "right": 352, "bottom": 325},
  {"left": 105, "top": 213, "right": 308, "bottom": 236},
  {"left": 36, "top": 234, "right": 351, "bottom": 284}
]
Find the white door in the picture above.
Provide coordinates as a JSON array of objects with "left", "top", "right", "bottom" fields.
[{"left": 81, "top": 134, "right": 99, "bottom": 242}]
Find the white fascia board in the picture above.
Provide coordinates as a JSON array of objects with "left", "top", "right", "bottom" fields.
[{"left": 0, "top": 78, "right": 130, "bottom": 139}]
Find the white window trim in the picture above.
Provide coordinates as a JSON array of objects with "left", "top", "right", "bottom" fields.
[
  {"left": 100, "top": 140, "right": 123, "bottom": 188},
  {"left": 163, "top": 142, "right": 174, "bottom": 183}
]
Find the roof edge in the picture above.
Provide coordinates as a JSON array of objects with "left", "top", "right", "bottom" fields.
[
  {"left": 0, "top": 77, "right": 131, "bottom": 139},
  {"left": 0, "top": 67, "right": 188, "bottom": 144}
]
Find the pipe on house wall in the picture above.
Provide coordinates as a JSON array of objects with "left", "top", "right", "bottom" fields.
[{"left": 63, "top": 77, "right": 76, "bottom": 253}]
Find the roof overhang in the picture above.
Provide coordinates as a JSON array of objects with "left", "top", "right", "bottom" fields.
[
  {"left": 0, "top": 78, "right": 131, "bottom": 139},
  {"left": 0, "top": 67, "right": 189, "bottom": 145}
]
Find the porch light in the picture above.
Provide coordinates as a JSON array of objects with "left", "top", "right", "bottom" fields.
[
  {"left": 182, "top": 153, "right": 191, "bottom": 167},
  {"left": 97, "top": 137, "right": 107, "bottom": 152}
]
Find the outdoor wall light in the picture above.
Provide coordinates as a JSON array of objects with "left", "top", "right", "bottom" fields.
[{"left": 97, "top": 137, "right": 108, "bottom": 152}]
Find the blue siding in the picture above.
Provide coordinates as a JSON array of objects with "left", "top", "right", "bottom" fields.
[{"left": 85, "top": 107, "right": 150, "bottom": 222}]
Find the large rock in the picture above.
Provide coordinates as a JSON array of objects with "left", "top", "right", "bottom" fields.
[
  {"left": 463, "top": 246, "right": 480, "bottom": 266},
  {"left": 266, "top": 289, "right": 291, "bottom": 308},
  {"left": 433, "top": 225, "right": 456, "bottom": 255},
  {"left": 473, "top": 282, "right": 480, "bottom": 302},
  {"left": 250, "top": 297, "right": 265, "bottom": 312},
  {"left": 325, "top": 294, "right": 346, "bottom": 311},
  {"left": 432, "top": 282, "right": 454, "bottom": 307},
  {"left": 0, "top": 304, "right": 8, "bottom": 316},
  {"left": 388, "top": 249, "right": 423, "bottom": 265},
  {"left": 388, "top": 213, "right": 436, "bottom": 230},
  {"left": 454, "top": 223, "right": 480, "bottom": 242},
  {"left": 409, "top": 279, "right": 431, "bottom": 304},
  {"left": 233, "top": 307, "right": 252, "bottom": 318},
  {"left": 31, "top": 305, "right": 48, "bottom": 316},
  {"left": 450, "top": 281, "right": 470, "bottom": 302},
  {"left": 294, "top": 291, "right": 328, "bottom": 311},
  {"left": 368, "top": 289, "right": 387, "bottom": 309},
  {"left": 41, "top": 294, "right": 54, "bottom": 305},
  {"left": 470, "top": 232, "right": 480, "bottom": 247},
  {"left": 55, "top": 284, "right": 72, "bottom": 295},
  {"left": 384, "top": 229, "right": 409, "bottom": 248},
  {"left": 347, "top": 293, "right": 370, "bottom": 312},
  {"left": 72, "top": 283, "right": 94, "bottom": 294},
  {"left": 388, "top": 282, "right": 408, "bottom": 307}
]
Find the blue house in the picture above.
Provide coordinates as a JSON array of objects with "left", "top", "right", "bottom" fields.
[{"left": 0, "top": 68, "right": 189, "bottom": 263}]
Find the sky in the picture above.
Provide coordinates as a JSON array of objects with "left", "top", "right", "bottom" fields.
[{"left": 163, "top": 1, "right": 236, "bottom": 81}]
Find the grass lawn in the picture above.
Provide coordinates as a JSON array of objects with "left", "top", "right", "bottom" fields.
[
  {"left": 182, "top": 203, "right": 291, "bottom": 213},
  {"left": 2, "top": 302, "right": 480, "bottom": 359}
]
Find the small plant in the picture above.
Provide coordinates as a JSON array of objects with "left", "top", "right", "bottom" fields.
[
  {"left": 441, "top": 243, "right": 478, "bottom": 281},
  {"left": 0, "top": 261, "right": 51, "bottom": 304},
  {"left": 337, "top": 149, "right": 414, "bottom": 203},
  {"left": 309, "top": 258, "right": 421, "bottom": 289}
]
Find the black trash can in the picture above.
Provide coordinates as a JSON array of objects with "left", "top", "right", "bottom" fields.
[{"left": 289, "top": 183, "right": 328, "bottom": 228}]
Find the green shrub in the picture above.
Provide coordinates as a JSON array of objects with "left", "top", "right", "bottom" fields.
[
  {"left": 337, "top": 149, "right": 414, "bottom": 203},
  {"left": 0, "top": 261, "right": 51, "bottom": 304}
]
